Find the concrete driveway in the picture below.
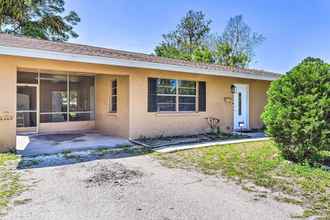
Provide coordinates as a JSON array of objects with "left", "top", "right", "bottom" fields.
[
  {"left": 4, "top": 152, "right": 302, "bottom": 220},
  {"left": 16, "top": 131, "right": 130, "bottom": 156}
]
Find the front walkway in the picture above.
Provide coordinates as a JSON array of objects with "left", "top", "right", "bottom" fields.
[
  {"left": 154, "top": 137, "right": 270, "bottom": 153},
  {"left": 16, "top": 131, "right": 130, "bottom": 156}
]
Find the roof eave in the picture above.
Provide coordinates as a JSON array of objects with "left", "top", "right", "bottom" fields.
[{"left": 0, "top": 45, "right": 279, "bottom": 81}]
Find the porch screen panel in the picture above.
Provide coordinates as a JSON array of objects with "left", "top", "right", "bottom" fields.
[
  {"left": 17, "top": 71, "right": 38, "bottom": 84},
  {"left": 40, "top": 74, "right": 68, "bottom": 123},
  {"left": 69, "top": 75, "right": 95, "bottom": 121},
  {"left": 16, "top": 86, "right": 37, "bottom": 127}
]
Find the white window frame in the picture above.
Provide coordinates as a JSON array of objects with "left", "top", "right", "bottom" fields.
[
  {"left": 156, "top": 78, "right": 197, "bottom": 113},
  {"left": 156, "top": 79, "right": 177, "bottom": 112},
  {"left": 177, "top": 80, "right": 197, "bottom": 112}
]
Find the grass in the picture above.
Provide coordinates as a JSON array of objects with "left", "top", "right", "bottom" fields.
[
  {"left": 0, "top": 153, "right": 22, "bottom": 212},
  {"left": 154, "top": 141, "right": 330, "bottom": 219},
  {"left": 0, "top": 154, "right": 18, "bottom": 166}
]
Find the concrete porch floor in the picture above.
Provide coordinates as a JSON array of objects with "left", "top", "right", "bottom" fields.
[{"left": 16, "top": 131, "right": 131, "bottom": 156}]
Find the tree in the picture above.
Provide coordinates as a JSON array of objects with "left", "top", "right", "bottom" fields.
[
  {"left": 192, "top": 46, "right": 213, "bottom": 63},
  {"left": 262, "top": 58, "right": 330, "bottom": 163},
  {"left": 215, "top": 42, "right": 249, "bottom": 67},
  {"left": 214, "top": 15, "right": 264, "bottom": 68},
  {"left": 0, "top": 0, "right": 80, "bottom": 41},
  {"left": 155, "top": 10, "right": 211, "bottom": 60},
  {"left": 154, "top": 38, "right": 191, "bottom": 61},
  {"left": 155, "top": 12, "right": 264, "bottom": 67}
]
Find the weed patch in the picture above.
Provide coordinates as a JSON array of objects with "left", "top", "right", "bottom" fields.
[{"left": 0, "top": 154, "right": 23, "bottom": 212}]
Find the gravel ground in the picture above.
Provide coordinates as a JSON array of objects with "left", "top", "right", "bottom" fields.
[{"left": 3, "top": 154, "right": 302, "bottom": 220}]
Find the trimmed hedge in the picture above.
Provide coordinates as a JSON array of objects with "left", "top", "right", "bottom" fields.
[{"left": 262, "top": 57, "right": 330, "bottom": 163}]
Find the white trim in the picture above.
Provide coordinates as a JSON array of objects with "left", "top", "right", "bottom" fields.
[
  {"left": 0, "top": 45, "right": 279, "bottom": 81},
  {"left": 17, "top": 83, "right": 38, "bottom": 87},
  {"left": 16, "top": 83, "right": 38, "bottom": 132},
  {"left": 156, "top": 79, "right": 197, "bottom": 112}
]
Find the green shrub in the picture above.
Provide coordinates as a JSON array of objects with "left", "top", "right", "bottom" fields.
[{"left": 262, "top": 57, "right": 330, "bottom": 163}]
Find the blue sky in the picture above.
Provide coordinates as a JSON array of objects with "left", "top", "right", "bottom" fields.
[{"left": 65, "top": 0, "right": 330, "bottom": 73}]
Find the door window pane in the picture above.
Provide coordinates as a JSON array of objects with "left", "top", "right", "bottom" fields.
[
  {"left": 17, "top": 71, "right": 38, "bottom": 84},
  {"left": 238, "top": 92, "right": 242, "bottom": 116}
]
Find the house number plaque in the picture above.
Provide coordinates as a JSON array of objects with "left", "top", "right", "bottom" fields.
[{"left": 0, "top": 111, "right": 14, "bottom": 121}]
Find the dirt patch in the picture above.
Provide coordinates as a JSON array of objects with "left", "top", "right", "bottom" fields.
[{"left": 85, "top": 163, "right": 143, "bottom": 187}]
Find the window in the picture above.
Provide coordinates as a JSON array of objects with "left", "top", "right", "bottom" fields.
[
  {"left": 178, "top": 80, "right": 196, "bottom": 111},
  {"left": 110, "top": 80, "right": 117, "bottom": 112},
  {"left": 157, "top": 79, "right": 177, "bottom": 112},
  {"left": 40, "top": 73, "right": 95, "bottom": 123},
  {"left": 152, "top": 78, "right": 197, "bottom": 112}
]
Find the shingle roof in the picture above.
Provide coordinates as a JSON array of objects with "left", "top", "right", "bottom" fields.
[{"left": 0, "top": 33, "right": 280, "bottom": 79}]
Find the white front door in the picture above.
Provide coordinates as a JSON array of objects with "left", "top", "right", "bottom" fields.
[{"left": 233, "top": 84, "right": 249, "bottom": 130}]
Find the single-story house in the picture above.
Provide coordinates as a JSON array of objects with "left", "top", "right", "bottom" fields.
[{"left": 0, "top": 33, "right": 280, "bottom": 152}]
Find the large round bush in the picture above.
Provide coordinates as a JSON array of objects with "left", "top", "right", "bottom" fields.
[{"left": 262, "top": 57, "right": 330, "bottom": 163}]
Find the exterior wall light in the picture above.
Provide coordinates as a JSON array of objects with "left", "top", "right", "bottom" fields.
[{"left": 231, "top": 85, "right": 237, "bottom": 94}]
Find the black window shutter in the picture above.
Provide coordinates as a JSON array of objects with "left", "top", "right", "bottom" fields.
[
  {"left": 198, "top": 81, "right": 206, "bottom": 112},
  {"left": 148, "top": 78, "right": 158, "bottom": 112}
]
